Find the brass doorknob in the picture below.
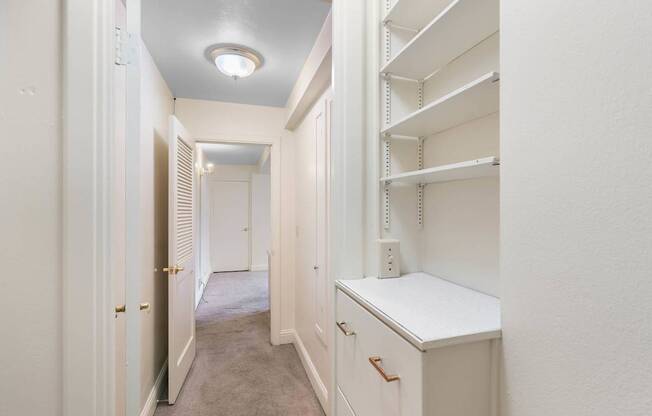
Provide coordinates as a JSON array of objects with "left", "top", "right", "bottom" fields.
[
  {"left": 115, "top": 304, "right": 126, "bottom": 313},
  {"left": 163, "top": 265, "right": 184, "bottom": 274},
  {"left": 139, "top": 302, "right": 151, "bottom": 311}
]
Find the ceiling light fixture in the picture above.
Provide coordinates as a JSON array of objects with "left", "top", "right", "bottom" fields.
[{"left": 209, "top": 45, "right": 262, "bottom": 80}]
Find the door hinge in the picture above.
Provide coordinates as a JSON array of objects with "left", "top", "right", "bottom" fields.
[{"left": 114, "top": 26, "right": 132, "bottom": 66}]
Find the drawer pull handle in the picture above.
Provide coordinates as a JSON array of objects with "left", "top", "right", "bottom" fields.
[
  {"left": 336, "top": 321, "right": 355, "bottom": 336},
  {"left": 368, "top": 356, "right": 400, "bottom": 382}
]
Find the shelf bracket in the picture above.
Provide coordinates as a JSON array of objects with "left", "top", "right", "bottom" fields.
[
  {"left": 417, "top": 80, "right": 424, "bottom": 110},
  {"left": 382, "top": 0, "right": 392, "bottom": 231},
  {"left": 383, "top": 137, "right": 392, "bottom": 230},
  {"left": 417, "top": 137, "right": 424, "bottom": 228},
  {"left": 382, "top": 73, "right": 420, "bottom": 83},
  {"left": 384, "top": 76, "right": 392, "bottom": 128},
  {"left": 383, "top": 20, "right": 420, "bottom": 34},
  {"left": 417, "top": 184, "right": 424, "bottom": 227}
]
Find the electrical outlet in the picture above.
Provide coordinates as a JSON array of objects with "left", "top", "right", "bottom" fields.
[{"left": 378, "top": 239, "right": 400, "bottom": 279}]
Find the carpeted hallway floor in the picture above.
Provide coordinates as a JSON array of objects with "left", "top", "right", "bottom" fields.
[{"left": 154, "top": 271, "right": 325, "bottom": 416}]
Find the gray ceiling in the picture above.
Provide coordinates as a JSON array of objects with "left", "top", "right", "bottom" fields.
[
  {"left": 142, "top": 0, "right": 331, "bottom": 107},
  {"left": 200, "top": 143, "right": 268, "bottom": 165}
]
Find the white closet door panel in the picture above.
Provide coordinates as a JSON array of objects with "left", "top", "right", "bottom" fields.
[
  {"left": 314, "top": 99, "right": 328, "bottom": 345},
  {"left": 167, "top": 115, "right": 196, "bottom": 404},
  {"left": 210, "top": 180, "right": 250, "bottom": 272}
]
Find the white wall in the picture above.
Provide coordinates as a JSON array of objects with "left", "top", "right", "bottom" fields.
[
  {"left": 251, "top": 172, "right": 271, "bottom": 270},
  {"left": 501, "top": 2, "right": 652, "bottom": 415},
  {"left": 0, "top": 1, "right": 62, "bottom": 414},
  {"left": 139, "top": 41, "right": 172, "bottom": 411},
  {"left": 176, "top": 99, "right": 296, "bottom": 334}
]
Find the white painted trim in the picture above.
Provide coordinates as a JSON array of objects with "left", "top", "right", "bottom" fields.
[
  {"left": 250, "top": 264, "right": 268, "bottom": 272},
  {"left": 125, "top": 0, "right": 144, "bottom": 414},
  {"left": 62, "top": 0, "right": 115, "bottom": 415},
  {"left": 196, "top": 137, "right": 283, "bottom": 346},
  {"left": 279, "top": 328, "right": 295, "bottom": 345},
  {"left": 195, "top": 272, "right": 212, "bottom": 309},
  {"left": 139, "top": 360, "right": 168, "bottom": 416},
  {"left": 285, "top": 11, "right": 333, "bottom": 130},
  {"left": 289, "top": 330, "right": 328, "bottom": 410},
  {"left": 329, "top": 1, "right": 369, "bottom": 415},
  {"left": 257, "top": 146, "right": 271, "bottom": 173}
]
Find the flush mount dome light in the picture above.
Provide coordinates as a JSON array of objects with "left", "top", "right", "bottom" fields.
[{"left": 209, "top": 46, "right": 262, "bottom": 80}]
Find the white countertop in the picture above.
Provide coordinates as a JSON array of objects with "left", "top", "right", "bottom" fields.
[{"left": 336, "top": 272, "right": 502, "bottom": 351}]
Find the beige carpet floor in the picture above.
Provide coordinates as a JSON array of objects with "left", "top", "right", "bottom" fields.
[{"left": 154, "top": 271, "right": 324, "bottom": 416}]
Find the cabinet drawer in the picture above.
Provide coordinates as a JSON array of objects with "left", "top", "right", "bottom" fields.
[
  {"left": 336, "top": 386, "right": 357, "bottom": 416},
  {"left": 336, "top": 288, "right": 424, "bottom": 416}
]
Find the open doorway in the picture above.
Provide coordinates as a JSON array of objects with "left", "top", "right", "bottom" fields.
[
  {"left": 195, "top": 141, "right": 273, "bottom": 320},
  {"left": 194, "top": 140, "right": 279, "bottom": 342},
  {"left": 197, "top": 143, "right": 271, "bottom": 278}
]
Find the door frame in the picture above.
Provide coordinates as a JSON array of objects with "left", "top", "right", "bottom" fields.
[
  {"left": 62, "top": 0, "right": 116, "bottom": 415},
  {"left": 197, "top": 138, "right": 283, "bottom": 345}
]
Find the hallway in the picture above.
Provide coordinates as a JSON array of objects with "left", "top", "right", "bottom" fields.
[{"left": 154, "top": 271, "right": 324, "bottom": 416}]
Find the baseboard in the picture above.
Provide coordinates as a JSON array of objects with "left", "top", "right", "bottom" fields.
[
  {"left": 250, "top": 264, "right": 268, "bottom": 271},
  {"left": 195, "top": 272, "right": 211, "bottom": 309},
  {"left": 139, "top": 359, "right": 167, "bottom": 416},
  {"left": 289, "top": 330, "right": 328, "bottom": 411},
  {"left": 279, "top": 328, "right": 295, "bottom": 345}
]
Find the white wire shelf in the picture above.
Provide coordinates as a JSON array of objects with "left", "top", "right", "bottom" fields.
[
  {"left": 380, "top": 156, "right": 499, "bottom": 185},
  {"left": 382, "top": 72, "right": 499, "bottom": 138},
  {"left": 381, "top": 0, "right": 499, "bottom": 80}
]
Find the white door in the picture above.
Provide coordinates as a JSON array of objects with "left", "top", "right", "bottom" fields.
[
  {"left": 210, "top": 181, "right": 250, "bottom": 272},
  {"left": 167, "top": 115, "right": 196, "bottom": 404}
]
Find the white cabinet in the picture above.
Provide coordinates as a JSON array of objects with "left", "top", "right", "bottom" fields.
[
  {"left": 336, "top": 387, "right": 357, "bottom": 416},
  {"left": 335, "top": 273, "right": 501, "bottom": 416}
]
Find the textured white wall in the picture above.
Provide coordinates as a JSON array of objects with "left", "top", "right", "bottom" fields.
[
  {"left": 0, "top": 1, "right": 62, "bottom": 415},
  {"left": 501, "top": 2, "right": 652, "bottom": 415}
]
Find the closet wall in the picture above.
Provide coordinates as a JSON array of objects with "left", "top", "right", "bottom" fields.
[
  {"left": 501, "top": 1, "right": 652, "bottom": 414},
  {"left": 380, "top": 0, "right": 500, "bottom": 296}
]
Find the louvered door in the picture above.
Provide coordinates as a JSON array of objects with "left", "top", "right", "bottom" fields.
[{"left": 167, "top": 115, "right": 196, "bottom": 404}]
